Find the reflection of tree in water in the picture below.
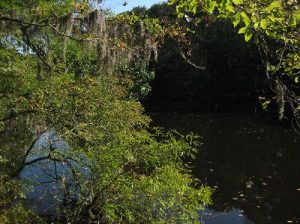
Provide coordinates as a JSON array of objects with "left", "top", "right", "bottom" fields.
[
  {"left": 0, "top": 119, "right": 87, "bottom": 218},
  {"left": 193, "top": 116, "right": 300, "bottom": 224},
  {"left": 151, "top": 113, "right": 300, "bottom": 224},
  {"left": 20, "top": 130, "right": 87, "bottom": 217}
]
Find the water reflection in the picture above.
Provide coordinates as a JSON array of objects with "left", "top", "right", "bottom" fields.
[
  {"left": 202, "top": 208, "right": 254, "bottom": 224},
  {"left": 151, "top": 113, "right": 300, "bottom": 224},
  {"left": 20, "top": 131, "right": 88, "bottom": 217}
]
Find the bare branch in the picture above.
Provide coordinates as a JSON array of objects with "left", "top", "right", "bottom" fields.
[
  {"left": 177, "top": 46, "right": 206, "bottom": 70},
  {"left": 24, "top": 155, "right": 51, "bottom": 166}
]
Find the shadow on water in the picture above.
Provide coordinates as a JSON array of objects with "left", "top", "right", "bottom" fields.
[{"left": 150, "top": 113, "right": 300, "bottom": 224}]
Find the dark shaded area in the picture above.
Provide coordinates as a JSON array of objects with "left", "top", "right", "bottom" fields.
[
  {"left": 139, "top": 4, "right": 300, "bottom": 224},
  {"left": 151, "top": 113, "right": 300, "bottom": 224},
  {"left": 142, "top": 5, "right": 267, "bottom": 114}
]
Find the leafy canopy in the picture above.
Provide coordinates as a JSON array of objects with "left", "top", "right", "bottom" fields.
[{"left": 0, "top": 1, "right": 212, "bottom": 223}]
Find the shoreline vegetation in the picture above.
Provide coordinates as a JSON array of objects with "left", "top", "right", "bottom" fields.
[
  {"left": 0, "top": 1, "right": 211, "bottom": 223},
  {"left": 1, "top": 0, "right": 299, "bottom": 223}
]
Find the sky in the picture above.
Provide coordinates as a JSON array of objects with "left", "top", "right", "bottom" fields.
[{"left": 101, "top": 0, "right": 166, "bottom": 14}]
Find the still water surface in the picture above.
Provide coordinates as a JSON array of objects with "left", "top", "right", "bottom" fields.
[{"left": 150, "top": 113, "right": 300, "bottom": 224}]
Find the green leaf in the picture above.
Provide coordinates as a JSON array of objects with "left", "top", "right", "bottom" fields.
[
  {"left": 225, "top": 1, "right": 235, "bottom": 13},
  {"left": 177, "top": 12, "right": 184, "bottom": 18},
  {"left": 244, "top": 31, "right": 252, "bottom": 42},
  {"left": 262, "top": 100, "right": 271, "bottom": 110},
  {"left": 232, "top": 0, "right": 243, "bottom": 5},
  {"left": 260, "top": 19, "right": 268, "bottom": 29},
  {"left": 268, "top": 15, "right": 276, "bottom": 22},
  {"left": 253, "top": 21, "right": 259, "bottom": 29},
  {"left": 238, "top": 26, "right": 247, "bottom": 34},
  {"left": 233, "top": 19, "right": 240, "bottom": 27},
  {"left": 192, "top": 4, "right": 197, "bottom": 14},
  {"left": 294, "top": 9, "right": 300, "bottom": 22},
  {"left": 267, "top": 1, "right": 281, "bottom": 10},
  {"left": 207, "top": 1, "right": 218, "bottom": 14},
  {"left": 295, "top": 77, "right": 299, "bottom": 83},
  {"left": 232, "top": 14, "right": 240, "bottom": 27},
  {"left": 241, "top": 12, "right": 251, "bottom": 26}
]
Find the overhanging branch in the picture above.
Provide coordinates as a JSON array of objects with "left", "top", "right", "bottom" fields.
[{"left": 177, "top": 46, "right": 206, "bottom": 70}]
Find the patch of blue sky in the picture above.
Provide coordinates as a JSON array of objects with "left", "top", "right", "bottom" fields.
[{"left": 100, "top": 0, "right": 166, "bottom": 14}]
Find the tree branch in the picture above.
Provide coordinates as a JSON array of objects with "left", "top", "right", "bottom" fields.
[
  {"left": 24, "top": 155, "right": 51, "bottom": 166},
  {"left": 0, "top": 16, "right": 50, "bottom": 27},
  {"left": 21, "top": 26, "right": 52, "bottom": 69},
  {"left": 177, "top": 46, "right": 206, "bottom": 70}
]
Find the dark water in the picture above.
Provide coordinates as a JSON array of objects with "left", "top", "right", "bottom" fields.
[{"left": 150, "top": 113, "right": 300, "bottom": 224}]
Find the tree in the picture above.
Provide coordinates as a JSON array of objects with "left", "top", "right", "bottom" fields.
[
  {"left": 170, "top": 0, "right": 300, "bottom": 126},
  {"left": 0, "top": 1, "right": 211, "bottom": 223}
]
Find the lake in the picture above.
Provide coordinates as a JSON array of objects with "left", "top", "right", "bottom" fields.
[{"left": 150, "top": 113, "right": 300, "bottom": 224}]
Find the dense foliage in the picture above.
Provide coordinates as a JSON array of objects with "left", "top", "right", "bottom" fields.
[
  {"left": 138, "top": 3, "right": 264, "bottom": 113},
  {"left": 0, "top": 1, "right": 211, "bottom": 223},
  {"left": 169, "top": 0, "right": 300, "bottom": 124}
]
